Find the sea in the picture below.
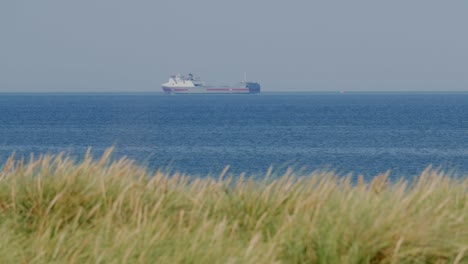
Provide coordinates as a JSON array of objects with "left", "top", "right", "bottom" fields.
[{"left": 0, "top": 92, "right": 467, "bottom": 181}]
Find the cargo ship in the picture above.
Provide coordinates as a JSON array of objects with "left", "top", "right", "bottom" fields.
[{"left": 161, "top": 73, "right": 260, "bottom": 94}]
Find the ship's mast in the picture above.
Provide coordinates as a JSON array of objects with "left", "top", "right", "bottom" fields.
[{"left": 244, "top": 72, "right": 247, "bottom": 82}]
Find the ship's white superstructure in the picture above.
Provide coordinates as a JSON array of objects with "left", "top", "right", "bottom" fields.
[{"left": 161, "top": 73, "right": 260, "bottom": 94}]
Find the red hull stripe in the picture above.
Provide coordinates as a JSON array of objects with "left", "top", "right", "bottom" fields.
[{"left": 206, "top": 89, "right": 249, "bottom": 91}]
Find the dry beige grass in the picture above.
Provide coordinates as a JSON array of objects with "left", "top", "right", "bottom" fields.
[{"left": 0, "top": 149, "right": 466, "bottom": 263}]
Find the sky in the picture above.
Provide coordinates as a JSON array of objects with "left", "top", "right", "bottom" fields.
[{"left": 1, "top": 0, "right": 467, "bottom": 92}]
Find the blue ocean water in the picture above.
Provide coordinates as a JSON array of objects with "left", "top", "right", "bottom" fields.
[{"left": 0, "top": 92, "right": 466, "bottom": 180}]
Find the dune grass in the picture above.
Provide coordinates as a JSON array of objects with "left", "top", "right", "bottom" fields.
[{"left": 0, "top": 149, "right": 466, "bottom": 263}]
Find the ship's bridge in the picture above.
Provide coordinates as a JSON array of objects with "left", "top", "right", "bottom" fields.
[{"left": 163, "top": 73, "right": 204, "bottom": 88}]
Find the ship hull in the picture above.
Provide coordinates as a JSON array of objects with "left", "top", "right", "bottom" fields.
[{"left": 162, "top": 84, "right": 260, "bottom": 94}]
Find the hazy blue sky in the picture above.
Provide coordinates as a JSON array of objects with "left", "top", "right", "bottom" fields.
[{"left": 1, "top": 0, "right": 467, "bottom": 92}]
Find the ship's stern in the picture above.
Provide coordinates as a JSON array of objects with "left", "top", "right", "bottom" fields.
[{"left": 246, "top": 82, "right": 261, "bottom": 94}]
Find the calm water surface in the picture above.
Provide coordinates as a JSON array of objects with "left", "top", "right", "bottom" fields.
[{"left": 0, "top": 92, "right": 466, "bottom": 180}]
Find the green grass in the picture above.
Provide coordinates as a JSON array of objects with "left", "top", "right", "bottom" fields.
[{"left": 0, "top": 148, "right": 467, "bottom": 263}]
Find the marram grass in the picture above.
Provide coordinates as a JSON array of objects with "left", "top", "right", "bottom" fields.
[{"left": 0, "top": 149, "right": 466, "bottom": 264}]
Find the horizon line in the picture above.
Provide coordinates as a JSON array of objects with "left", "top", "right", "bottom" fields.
[{"left": 0, "top": 90, "right": 467, "bottom": 94}]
